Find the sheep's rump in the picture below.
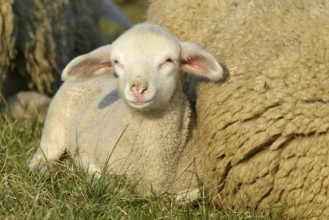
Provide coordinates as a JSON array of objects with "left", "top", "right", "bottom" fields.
[
  {"left": 148, "top": 0, "right": 329, "bottom": 218},
  {"left": 0, "top": 0, "right": 104, "bottom": 97}
]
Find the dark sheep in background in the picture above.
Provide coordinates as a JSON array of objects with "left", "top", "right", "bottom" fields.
[{"left": 0, "top": 0, "right": 131, "bottom": 119}]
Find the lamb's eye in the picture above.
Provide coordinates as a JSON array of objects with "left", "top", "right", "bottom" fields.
[
  {"left": 159, "top": 58, "right": 175, "bottom": 69},
  {"left": 113, "top": 60, "right": 119, "bottom": 65},
  {"left": 160, "top": 58, "right": 174, "bottom": 67},
  {"left": 165, "top": 58, "right": 173, "bottom": 63}
]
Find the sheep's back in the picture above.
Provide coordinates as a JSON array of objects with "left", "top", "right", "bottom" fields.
[{"left": 148, "top": 0, "right": 329, "bottom": 218}]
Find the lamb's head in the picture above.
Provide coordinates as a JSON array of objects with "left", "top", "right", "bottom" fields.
[{"left": 62, "top": 23, "right": 223, "bottom": 111}]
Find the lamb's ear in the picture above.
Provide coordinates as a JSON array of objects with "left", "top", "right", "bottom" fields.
[
  {"left": 62, "top": 45, "right": 114, "bottom": 81},
  {"left": 180, "top": 42, "right": 223, "bottom": 81}
]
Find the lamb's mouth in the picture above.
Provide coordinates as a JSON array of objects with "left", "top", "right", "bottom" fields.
[{"left": 127, "top": 99, "right": 154, "bottom": 109}]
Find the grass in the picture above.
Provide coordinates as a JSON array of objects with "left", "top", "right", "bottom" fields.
[{"left": 0, "top": 114, "right": 287, "bottom": 219}]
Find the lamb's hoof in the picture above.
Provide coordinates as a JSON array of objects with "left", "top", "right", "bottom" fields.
[{"left": 175, "top": 188, "right": 200, "bottom": 202}]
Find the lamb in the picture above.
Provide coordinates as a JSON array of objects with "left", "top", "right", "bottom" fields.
[
  {"left": 28, "top": 23, "right": 223, "bottom": 198},
  {"left": 148, "top": 0, "right": 329, "bottom": 218}
]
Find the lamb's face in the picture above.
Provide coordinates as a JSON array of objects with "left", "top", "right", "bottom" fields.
[
  {"left": 61, "top": 24, "right": 223, "bottom": 110},
  {"left": 110, "top": 27, "right": 181, "bottom": 111}
]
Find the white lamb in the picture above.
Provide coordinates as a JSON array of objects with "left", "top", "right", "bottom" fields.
[{"left": 28, "top": 23, "right": 223, "bottom": 199}]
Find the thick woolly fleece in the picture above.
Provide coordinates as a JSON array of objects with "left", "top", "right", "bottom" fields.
[{"left": 148, "top": 0, "right": 329, "bottom": 218}]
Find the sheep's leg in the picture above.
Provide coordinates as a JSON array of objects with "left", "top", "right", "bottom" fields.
[
  {"left": 28, "top": 120, "right": 67, "bottom": 174},
  {"left": 71, "top": 148, "right": 102, "bottom": 178},
  {"left": 28, "top": 92, "right": 69, "bottom": 174}
]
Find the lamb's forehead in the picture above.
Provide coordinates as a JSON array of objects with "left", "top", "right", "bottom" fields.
[{"left": 111, "top": 24, "right": 180, "bottom": 57}]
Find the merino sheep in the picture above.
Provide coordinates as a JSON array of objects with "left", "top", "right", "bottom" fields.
[
  {"left": 28, "top": 23, "right": 223, "bottom": 198},
  {"left": 148, "top": 0, "right": 329, "bottom": 218}
]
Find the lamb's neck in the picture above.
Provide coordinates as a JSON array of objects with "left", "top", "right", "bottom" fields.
[
  {"left": 130, "top": 91, "right": 192, "bottom": 150},
  {"left": 126, "top": 91, "right": 193, "bottom": 185}
]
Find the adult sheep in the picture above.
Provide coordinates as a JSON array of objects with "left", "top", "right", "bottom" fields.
[
  {"left": 28, "top": 23, "right": 223, "bottom": 199},
  {"left": 148, "top": 0, "right": 329, "bottom": 218}
]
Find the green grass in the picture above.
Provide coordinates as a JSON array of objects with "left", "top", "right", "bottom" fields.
[{"left": 0, "top": 114, "right": 285, "bottom": 219}]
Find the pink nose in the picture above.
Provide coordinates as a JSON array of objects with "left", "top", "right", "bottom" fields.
[{"left": 131, "top": 84, "right": 147, "bottom": 96}]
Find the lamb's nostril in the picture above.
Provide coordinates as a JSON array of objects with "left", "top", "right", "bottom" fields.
[{"left": 131, "top": 85, "right": 148, "bottom": 96}]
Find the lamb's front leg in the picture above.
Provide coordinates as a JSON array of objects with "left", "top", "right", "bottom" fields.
[{"left": 28, "top": 93, "right": 68, "bottom": 174}]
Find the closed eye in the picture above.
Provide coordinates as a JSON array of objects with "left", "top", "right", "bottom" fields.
[
  {"left": 160, "top": 58, "right": 175, "bottom": 67},
  {"left": 113, "top": 59, "right": 124, "bottom": 70},
  {"left": 165, "top": 58, "right": 173, "bottom": 63}
]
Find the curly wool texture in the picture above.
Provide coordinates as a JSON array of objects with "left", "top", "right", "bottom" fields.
[
  {"left": 148, "top": 0, "right": 329, "bottom": 218},
  {"left": 0, "top": 0, "right": 104, "bottom": 97},
  {"left": 0, "top": 0, "right": 15, "bottom": 93}
]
